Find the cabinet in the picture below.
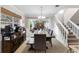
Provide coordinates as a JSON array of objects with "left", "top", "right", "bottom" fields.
[
  {"left": 0, "top": 7, "right": 23, "bottom": 53},
  {"left": 2, "top": 37, "right": 14, "bottom": 53},
  {"left": 2, "top": 32, "right": 26, "bottom": 53}
]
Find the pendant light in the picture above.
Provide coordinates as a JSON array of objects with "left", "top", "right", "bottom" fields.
[{"left": 38, "top": 6, "right": 46, "bottom": 19}]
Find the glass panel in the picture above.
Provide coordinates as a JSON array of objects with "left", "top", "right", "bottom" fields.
[
  {"left": 0, "top": 13, "right": 12, "bottom": 28},
  {"left": 14, "top": 17, "right": 19, "bottom": 24},
  {"left": 1, "top": 14, "right": 12, "bottom": 22}
]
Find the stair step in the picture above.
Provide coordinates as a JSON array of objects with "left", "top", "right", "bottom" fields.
[
  {"left": 68, "top": 32, "right": 75, "bottom": 36},
  {"left": 68, "top": 32, "right": 73, "bottom": 36},
  {"left": 69, "top": 32, "right": 73, "bottom": 34},
  {"left": 68, "top": 34, "right": 75, "bottom": 36},
  {"left": 68, "top": 38, "right": 79, "bottom": 45},
  {"left": 68, "top": 38, "right": 78, "bottom": 40},
  {"left": 68, "top": 42, "right": 79, "bottom": 45},
  {"left": 68, "top": 39, "right": 78, "bottom": 42},
  {"left": 68, "top": 35, "right": 76, "bottom": 38}
]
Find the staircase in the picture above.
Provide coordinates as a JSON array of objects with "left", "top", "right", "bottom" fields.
[
  {"left": 64, "top": 24, "right": 79, "bottom": 52},
  {"left": 64, "top": 25, "right": 79, "bottom": 45},
  {"left": 55, "top": 15, "right": 79, "bottom": 52}
]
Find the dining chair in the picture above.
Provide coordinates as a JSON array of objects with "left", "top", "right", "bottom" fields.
[
  {"left": 34, "top": 34, "right": 46, "bottom": 53},
  {"left": 46, "top": 30, "right": 53, "bottom": 47}
]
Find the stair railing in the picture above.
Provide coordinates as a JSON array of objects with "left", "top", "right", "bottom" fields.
[
  {"left": 54, "top": 16, "right": 69, "bottom": 47},
  {"left": 67, "top": 20, "right": 79, "bottom": 39}
]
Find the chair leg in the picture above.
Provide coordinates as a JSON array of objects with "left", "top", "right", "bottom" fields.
[{"left": 50, "top": 40, "right": 52, "bottom": 47}]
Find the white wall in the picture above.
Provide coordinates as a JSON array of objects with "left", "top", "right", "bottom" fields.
[
  {"left": 70, "top": 9, "right": 79, "bottom": 25},
  {"left": 50, "top": 16, "right": 56, "bottom": 30},
  {"left": 55, "top": 9, "right": 64, "bottom": 24},
  {"left": 64, "top": 8, "right": 79, "bottom": 25},
  {"left": 55, "top": 8, "right": 79, "bottom": 25}
]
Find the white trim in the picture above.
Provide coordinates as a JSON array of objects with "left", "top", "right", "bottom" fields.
[
  {"left": 69, "top": 20, "right": 79, "bottom": 29},
  {"left": 67, "top": 19, "right": 79, "bottom": 39},
  {"left": 54, "top": 16, "right": 69, "bottom": 47},
  {"left": 55, "top": 16, "right": 69, "bottom": 34}
]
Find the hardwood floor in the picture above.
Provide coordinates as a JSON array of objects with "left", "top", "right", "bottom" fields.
[{"left": 15, "top": 38, "right": 68, "bottom": 53}]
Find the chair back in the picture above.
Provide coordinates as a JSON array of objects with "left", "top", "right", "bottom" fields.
[
  {"left": 34, "top": 34, "right": 46, "bottom": 51},
  {"left": 50, "top": 30, "right": 53, "bottom": 36}
]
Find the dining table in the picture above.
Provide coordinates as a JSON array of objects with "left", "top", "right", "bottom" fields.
[
  {"left": 26, "top": 29, "right": 55, "bottom": 51},
  {"left": 26, "top": 32, "right": 55, "bottom": 51}
]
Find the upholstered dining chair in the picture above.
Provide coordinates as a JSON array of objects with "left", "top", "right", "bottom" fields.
[
  {"left": 34, "top": 34, "right": 46, "bottom": 53},
  {"left": 46, "top": 30, "right": 53, "bottom": 47}
]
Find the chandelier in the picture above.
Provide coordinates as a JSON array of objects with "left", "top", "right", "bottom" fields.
[{"left": 38, "top": 6, "right": 46, "bottom": 19}]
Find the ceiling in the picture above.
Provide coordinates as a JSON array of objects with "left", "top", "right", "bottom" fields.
[
  {"left": 15, "top": 5, "right": 79, "bottom": 18},
  {"left": 15, "top": 5, "right": 63, "bottom": 18}
]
